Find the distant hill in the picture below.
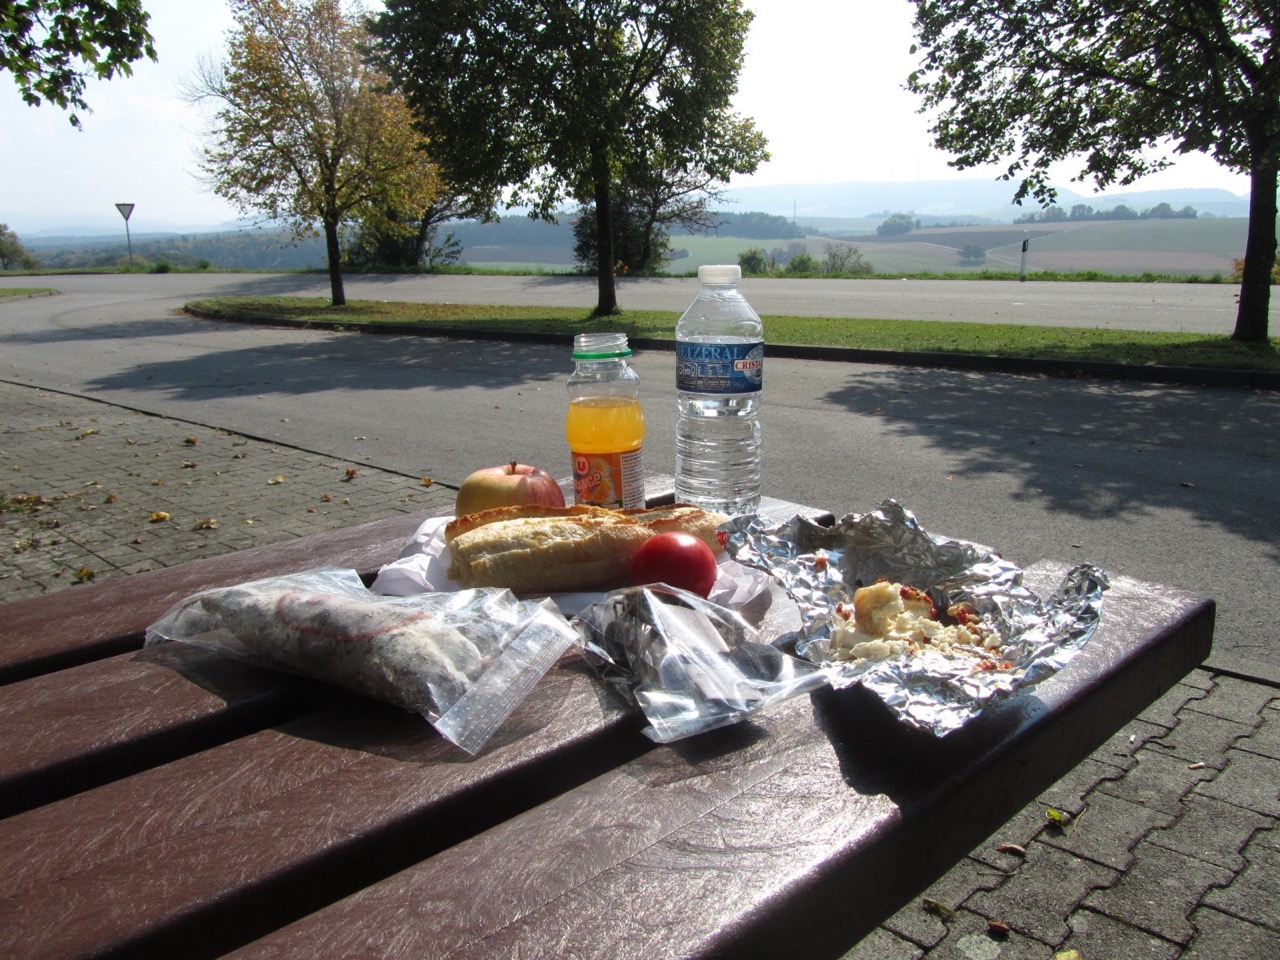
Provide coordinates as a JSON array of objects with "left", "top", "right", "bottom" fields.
[
  {"left": 719, "top": 179, "right": 1251, "bottom": 222},
  {"left": 9, "top": 183, "right": 1253, "bottom": 278}
]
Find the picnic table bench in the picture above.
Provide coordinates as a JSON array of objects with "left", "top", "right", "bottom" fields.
[{"left": 0, "top": 481, "right": 1214, "bottom": 959}]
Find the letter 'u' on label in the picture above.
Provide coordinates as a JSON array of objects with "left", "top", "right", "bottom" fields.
[{"left": 572, "top": 449, "right": 644, "bottom": 509}]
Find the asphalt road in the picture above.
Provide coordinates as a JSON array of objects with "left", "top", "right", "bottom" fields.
[
  {"left": 2, "top": 272, "right": 1277, "bottom": 683},
  {"left": 2, "top": 270, "right": 1270, "bottom": 332}
]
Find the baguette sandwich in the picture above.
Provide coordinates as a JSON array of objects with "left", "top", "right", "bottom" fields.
[{"left": 444, "top": 503, "right": 728, "bottom": 594}]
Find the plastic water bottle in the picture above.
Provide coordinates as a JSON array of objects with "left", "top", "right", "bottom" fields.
[
  {"left": 566, "top": 332, "right": 646, "bottom": 509},
  {"left": 675, "top": 264, "right": 762, "bottom": 516}
]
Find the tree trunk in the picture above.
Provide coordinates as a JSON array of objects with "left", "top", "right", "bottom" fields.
[
  {"left": 592, "top": 145, "right": 617, "bottom": 315},
  {"left": 415, "top": 216, "right": 431, "bottom": 266},
  {"left": 324, "top": 218, "right": 346, "bottom": 307},
  {"left": 1233, "top": 160, "right": 1277, "bottom": 343}
]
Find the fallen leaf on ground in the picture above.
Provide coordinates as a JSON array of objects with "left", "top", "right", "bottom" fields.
[
  {"left": 149, "top": 511, "right": 170, "bottom": 522},
  {"left": 1045, "top": 806, "right": 1072, "bottom": 828},
  {"left": 184, "top": 437, "right": 198, "bottom": 446},
  {"left": 193, "top": 517, "right": 218, "bottom": 530},
  {"left": 268, "top": 475, "right": 286, "bottom": 485},
  {"left": 922, "top": 898, "right": 957, "bottom": 919}
]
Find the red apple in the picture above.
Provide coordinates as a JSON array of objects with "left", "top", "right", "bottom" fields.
[{"left": 454, "top": 460, "right": 566, "bottom": 517}]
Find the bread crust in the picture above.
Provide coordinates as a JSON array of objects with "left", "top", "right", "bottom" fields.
[{"left": 444, "top": 503, "right": 728, "bottom": 593}]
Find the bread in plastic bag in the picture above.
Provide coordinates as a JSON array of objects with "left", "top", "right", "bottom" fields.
[{"left": 145, "top": 568, "right": 579, "bottom": 754}]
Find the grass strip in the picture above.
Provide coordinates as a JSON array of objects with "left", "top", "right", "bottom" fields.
[
  {"left": 0, "top": 287, "right": 55, "bottom": 299},
  {"left": 187, "top": 296, "right": 1280, "bottom": 374}
]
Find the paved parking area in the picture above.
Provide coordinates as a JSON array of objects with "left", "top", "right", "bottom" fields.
[{"left": 0, "top": 382, "right": 452, "bottom": 600}]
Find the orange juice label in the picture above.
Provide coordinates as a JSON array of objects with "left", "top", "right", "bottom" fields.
[
  {"left": 566, "top": 395, "right": 645, "bottom": 508},
  {"left": 572, "top": 448, "right": 644, "bottom": 509}
]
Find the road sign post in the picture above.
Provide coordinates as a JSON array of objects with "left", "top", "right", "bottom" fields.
[{"left": 115, "top": 203, "right": 135, "bottom": 267}]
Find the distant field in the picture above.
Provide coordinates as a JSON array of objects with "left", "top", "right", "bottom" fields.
[
  {"left": 633, "top": 217, "right": 1250, "bottom": 277},
  {"left": 38, "top": 212, "right": 1246, "bottom": 278},
  {"left": 844, "top": 218, "right": 1249, "bottom": 277}
]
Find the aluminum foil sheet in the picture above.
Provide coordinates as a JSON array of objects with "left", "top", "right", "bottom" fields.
[
  {"left": 574, "top": 585, "right": 827, "bottom": 743},
  {"left": 724, "top": 500, "right": 1109, "bottom": 735}
]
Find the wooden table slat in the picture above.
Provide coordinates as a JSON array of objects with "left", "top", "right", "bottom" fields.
[
  {"left": 0, "top": 643, "right": 328, "bottom": 817},
  {"left": 0, "top": 657, "right": 652, "bottom": 960}
]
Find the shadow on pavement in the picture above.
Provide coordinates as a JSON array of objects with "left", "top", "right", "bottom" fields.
[
  {"left": 83, "top": 333, "right": 566, "bottom": 398},
  {"left": 820, "top": 365, "right": 1280, "bottom": 564}
]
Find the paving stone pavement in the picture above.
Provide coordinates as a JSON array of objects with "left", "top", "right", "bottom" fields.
[
  {"left": 0, "top": 381, "right": 454, "bottom": 599},
  {"left": 3, "top": 379, "right": 1278, "bottom": 959}
]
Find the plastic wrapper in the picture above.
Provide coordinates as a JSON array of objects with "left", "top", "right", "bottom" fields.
[
  {"left": 145, "top": 568, "right": 579, "bottom": 754},
  {"left": 574, "top": 585, "right": 826, "bottom": 743},
  {"left": 724, "top": 500, "right": 1109, "bottom": 735}
]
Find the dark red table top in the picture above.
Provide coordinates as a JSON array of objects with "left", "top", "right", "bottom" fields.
[{"left": 0, "top": 488, "right": 1214, "bottom": 959}]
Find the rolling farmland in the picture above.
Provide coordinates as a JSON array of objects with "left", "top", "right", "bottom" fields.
[{"left": 671, "top": 217, "right": 1250, "bottom": 277}]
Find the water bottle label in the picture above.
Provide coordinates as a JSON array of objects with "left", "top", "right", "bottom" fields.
[{"left": 676, "top": 341, "right": 763, "bottom": 394}]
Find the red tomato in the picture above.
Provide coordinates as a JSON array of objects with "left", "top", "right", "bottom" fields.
[{"left": 631, "top": 532, "right": 719, "bottom": 597}]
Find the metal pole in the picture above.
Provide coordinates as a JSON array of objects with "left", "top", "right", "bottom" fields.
[{"left": 115, "top": 203, "right": 135, "bottom": 267}]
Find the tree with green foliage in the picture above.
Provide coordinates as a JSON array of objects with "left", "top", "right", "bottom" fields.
[
  {"left": 186, "top": 0, "right": 443, "bottom": 306},
  {"left": 877, "top": 212, "right": 920, "bottom": 236},
  {"left": 572, "top": 164, "right": 726, "bottom": 275},
  {"left": 344, "top": 190, "right": 483, "bottom": 271},
  {"left": 2, "top": 0, "right": 155, "bottom": 127},
  {"left": 369, "top": 0, "right": 768, "bottom": 315},
  {"left": 783, "top": 251, "right": 819, "bottom": 275},
  {"left": 908, "top": 0, "right": 1280, "bottom": 343},
  {"left": 573, "top": 190, "right": 671, "bottom": 276},
  {"left": 822, "top": 242, "right": 872, "bottom": 276},
  {"left": 738, "top": 247, "right": 773, "bottom": 276},
  {"left": 709, "top": 211, "right": 804, "bottom": 240},
  {"left": 0, "top": 224, "right": 37, "bottom": 268}
]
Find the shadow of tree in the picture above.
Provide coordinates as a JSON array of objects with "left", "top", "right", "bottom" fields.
[
  {"left": 83, "top": 334, "right": 565, "bottom": 400},
  {"left": 0, "top": 316, "right": 259, "bottom": 346},
  {"left": 817, "top": 366, "right": 1280, "bottom": 561}
]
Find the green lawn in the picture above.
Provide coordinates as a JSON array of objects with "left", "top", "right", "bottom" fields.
[
  {"left": 186, "top": 296, "right": 1280, "bottom": 374},
  {"left": 0, "top": 286, "right": 55, "bottom": 298}
]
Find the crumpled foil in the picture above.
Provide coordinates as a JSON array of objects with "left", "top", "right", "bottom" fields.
[
  {"left": 723, "top": 500, "right": 1109, "bottom": 735},
  {"left": 574, "top": 585, "right": 827, "bottom": 743}
]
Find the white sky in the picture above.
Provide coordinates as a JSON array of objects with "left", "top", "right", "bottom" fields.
[{"left": 0, "top": 0, "right": 1252, "bottom": 234}]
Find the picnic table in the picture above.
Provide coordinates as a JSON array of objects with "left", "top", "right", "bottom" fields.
[{"left": 0, "top": 481, "right": 1214, "bottom": 959}]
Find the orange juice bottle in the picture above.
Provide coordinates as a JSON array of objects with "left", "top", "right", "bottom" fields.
[{"left": 566, "top": 333, "right": 645, "bottom": 509}]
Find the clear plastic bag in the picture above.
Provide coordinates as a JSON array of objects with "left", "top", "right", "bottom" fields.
[
  {"left": 145, "top": 568, "right": 579, "bottom": 754},
  {"left": 574, "top": 585, "right": 826, "bottom": 743}
]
